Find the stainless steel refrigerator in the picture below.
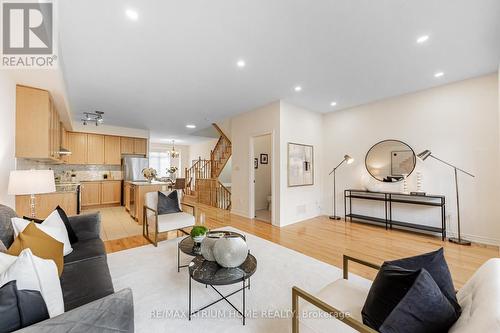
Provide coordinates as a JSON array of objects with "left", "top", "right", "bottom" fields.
[{"left": 122, "top": 156, "right": 149, "bottom": 182}]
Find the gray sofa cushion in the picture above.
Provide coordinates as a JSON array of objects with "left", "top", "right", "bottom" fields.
[
  {"left": 0, "top": 204, "right": 16, "bottom": 248},
  {"left": 16, "top": 288, "right": 134, "bottom": 333},
  {"left": 61, "top": 250, "right": 115, "bottom": 311},
  {"left": 60, "top": 213, "right": 114, "bottom": 311},
  {"left": 63, "top": 238, "right": 106, "bottom": 264}
]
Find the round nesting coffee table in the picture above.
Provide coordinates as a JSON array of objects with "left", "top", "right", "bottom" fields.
[
  {"left": 188, "top": 254, "right": 257, "bottom": 325},
  {"left": 177, "top": 231, "right": 246, "bottom": 272}
]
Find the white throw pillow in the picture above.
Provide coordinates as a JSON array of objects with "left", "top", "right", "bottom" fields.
[
  {"left": 0, "top": 248, "right": 64, "bottom": 317},
  {"left": 0, "top": 251, "right": 17, "bottom": 274},
  {"left": 12, "top": 210, "right": 73, "bottom": 256}
]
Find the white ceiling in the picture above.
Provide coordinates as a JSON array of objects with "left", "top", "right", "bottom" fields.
[{"left": 59, "top": 0, "right": 500, "bottom": 143}]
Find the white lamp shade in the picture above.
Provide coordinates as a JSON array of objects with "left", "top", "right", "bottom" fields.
[{"left": 8, "top": 170, "right": 56, "bottom": 195}]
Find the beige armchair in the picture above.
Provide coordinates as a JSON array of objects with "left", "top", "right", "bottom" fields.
[
  {"left": 142, "top": 190, "right": 196, "bottom": 247},
  {"left": 293, "top": 255, "right": 500, "bottom": 333}
]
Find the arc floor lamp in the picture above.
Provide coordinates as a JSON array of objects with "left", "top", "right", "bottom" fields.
[
  {"left": 417, "top": 150, "right": 474, "bottom": 246},
  {"left": 329, "top": 154, "right": 354, "bottom": 220}
]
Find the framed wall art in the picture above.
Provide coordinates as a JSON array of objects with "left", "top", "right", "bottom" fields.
[{"left": 287, "top": 142, "right": 314, "bottom": 187}]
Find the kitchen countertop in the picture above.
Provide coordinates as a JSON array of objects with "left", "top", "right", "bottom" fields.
[
  {"left": 79, "top": 179, "right": 123, "bottom": 182},
  {"left": 125, "top": 181, "right": 170, "bottom": 186}
]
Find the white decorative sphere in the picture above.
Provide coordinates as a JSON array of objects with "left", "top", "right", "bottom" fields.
[
  {"left": 213, "top": 236, "right": 248, "bottom": 268},
  {"left": 201, "top": 234, "right": 221, "bottom": 261}
]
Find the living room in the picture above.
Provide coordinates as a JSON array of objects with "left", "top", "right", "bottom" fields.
[{"left": 1, "top": 1, "right": 500, "bottom": 332}]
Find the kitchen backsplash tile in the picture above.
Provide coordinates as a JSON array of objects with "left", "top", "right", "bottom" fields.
[{"left": 17, "top": 159, "right": 123, "bottom": 181}]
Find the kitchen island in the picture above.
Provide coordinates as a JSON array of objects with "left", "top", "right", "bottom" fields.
[{"left": 124, "top": 181, "right": 171, "bottom": 225}]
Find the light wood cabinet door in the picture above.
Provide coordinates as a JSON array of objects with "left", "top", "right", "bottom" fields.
[
  {"left": 134, "top": 138, "right": 147, "bottom": 155},
  {"left": 67, "top": 132, "right": 87, "bottom": 164},
  {"left": 15, "top": 85, "right": 51, "bottom": 159},
  {"left": 120, "top": 137, "right": 135, "bottom": 154},
  {"left": 87, "top": 134, "right": 105, "bottom": 164},
  {"left": 16, "top": 192, "right": 77, "bottom": 219},
  {"left": 104, "top": 136, "right": 121, "bottom": 165},
  {"left": 101, "top": 181, "right": 121, "bottom": 205},
  {"left": 81, "top": 182, "right": 101, "bottom": 207}
]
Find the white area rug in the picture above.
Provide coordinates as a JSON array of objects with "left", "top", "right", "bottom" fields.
[{"left": 107, "top": 227, "right": 370, "bottom": 332}]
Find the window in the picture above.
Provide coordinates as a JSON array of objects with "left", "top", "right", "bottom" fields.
[{"left": 149, "top": 151, "right": 181, "bottom": 178}]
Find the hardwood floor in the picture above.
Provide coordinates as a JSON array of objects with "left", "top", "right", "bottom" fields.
[{"left": 104, "top": 201, "right": 499, "bottom": 288}]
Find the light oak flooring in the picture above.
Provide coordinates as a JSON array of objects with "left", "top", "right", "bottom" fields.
[
  {"left": 103, "top": 201, "right": 499, "bottom": 288},
  {"left": 255, "top": 209, "right": 271, "bottom": 223},
  {"left": 83, "top": 206, "right": 142, "bottom": 241}
]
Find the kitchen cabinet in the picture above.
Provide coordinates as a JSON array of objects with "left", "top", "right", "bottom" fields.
[
  {"left": 81, "top": 182, "right": 101, "bottom": 207},
  {"left": 87, "top": 134, "right": 105, "bottom": 164},
  {"left": 130, "top": 183, "right": 169, "bottom": 224},
  {"left": 15, "top": 192, "right": 77, "bottom": 219},
  {"left": 120, "top": 137, "right": 135, "bottom": 154},
  {"left": 81, "top": 181, "right": 122, "bottom": 208},
  {"left": 101, "top": 181, "right": 121, "bottom": 204},
  {"left": 104, "top": 136, "right": 121, "bottom": 165},
  {"left": 15, "top": 85, "right": 63, "bottom": 161},
  {"left": 133, "top": 138, "right": 148, "bottom": 155},
  {"left": 66, "top": 132, "right": 87, "bottom": 164}
]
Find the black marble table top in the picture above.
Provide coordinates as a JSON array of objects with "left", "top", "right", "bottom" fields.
[
  {"left": 189, "top": 254, "right": 257, "bottom": 286},
  {"left": 178, "top": 231, "right": 246, "bottom": 256}
]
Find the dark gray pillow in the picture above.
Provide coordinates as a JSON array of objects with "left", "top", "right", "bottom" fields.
[
  {"left": 0, "top": 280, "right": 50, "bottom": 332},
  {"left": 157, "top": 191, "right": 181, "bottom": 215},
  {"left": 0, "top": 204, "right": 17, "bottom": 248},
  {"left": 0, "top": 281, "right": 20, "bottom": 332},
  {"left": 380, "top": 268, "right": 458, "bottom": 333},
  {"left": 385, "top": 247, "right": 461, "bottom": 316},
  {"left": 362, "top": 264, "right": 459, "bottom": 333}
]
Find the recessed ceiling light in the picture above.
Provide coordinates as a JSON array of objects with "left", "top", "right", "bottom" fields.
[
  {"left": 236, "top": 60, "right": 246, "bottom": 68},
  {"left": 125, "top": 9, "right": 138, "bottom": 21},
  {"left": 416, "top": 35, "right": 429, "bottom": 44},
  {"left": 186, "top": 124, "right": 196, "bottom": 129},
  {"left": 294, "top": 86, "right": 302, "bottom": 92},
  {"left": 330, "top": 101, "right": 337, "bottom": 107},
  {"left": 434, "top": 72, "right": 444, "bottom": 78}
]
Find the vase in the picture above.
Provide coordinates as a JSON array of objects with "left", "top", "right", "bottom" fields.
[
  {"left": 192, "top": 234, "right": 205, "bottom": 244},
  {"left": 213, "top": 235, "right": 248, "bottom": 268},
  {"left": 201, "top": 232, "right": 225, "bottom": 261}
]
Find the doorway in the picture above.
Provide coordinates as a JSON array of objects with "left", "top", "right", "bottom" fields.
[{"left": 252, "top": 134, "right": 272, "bottom": 223}]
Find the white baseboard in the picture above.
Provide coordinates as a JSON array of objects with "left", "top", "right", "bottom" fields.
[
  {"left": 446, "top": 231, "right": 500, "bottom": 247},
  {"left": 230, "top": 209, "right": 250, "bottom": 219}
]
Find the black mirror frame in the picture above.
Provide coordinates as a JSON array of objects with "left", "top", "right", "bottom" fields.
[{"left": 365, "top": 139, "right": 416, "bottom": 183}]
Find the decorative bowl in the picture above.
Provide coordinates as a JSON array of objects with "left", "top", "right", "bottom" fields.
[
  {"left": 213, "top": 235, "right": 248, "bottom": 268},
  {"left": 200, "top": 232, "right": 226, "bottom": 261}
]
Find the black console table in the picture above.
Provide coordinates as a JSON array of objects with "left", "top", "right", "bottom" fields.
[{"left": 344, "top": 189, "right": 446, "bottom": 240}]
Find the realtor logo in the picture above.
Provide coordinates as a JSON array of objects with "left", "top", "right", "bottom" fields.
[{"left": 1, "top": 0, "right": 57, "bottom": 68}]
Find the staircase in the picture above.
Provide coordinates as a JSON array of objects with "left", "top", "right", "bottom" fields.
[{"left": 184, "top": 124, "right": 232, "bottom": 210}]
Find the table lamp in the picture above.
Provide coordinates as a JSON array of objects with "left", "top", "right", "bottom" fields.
[
  {"left": 328, "top": 154, "right": 354, "bottom": 220},
  {"left": 8, "top": 170, "right": 56, "bottom": 218}
]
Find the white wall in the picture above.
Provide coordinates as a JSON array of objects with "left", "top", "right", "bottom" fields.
[
  {"left": 0, "top": 73, "right": 16, "bottom": 207},
  {"left": 188, "top": 138, "right": 218, "bottom": 164},
  {"left": 322, "top": 74, "right": 500, "bottom": 245},
  {"left": 280, "top": 102, "right": 323, "bottom": 226},
  {"left": 219, "top": 157, "right": 232, "bottom": 185},
  {"left": 230, "top": 102, "right": 280, "bottom": 225},
  {"left": 253, "top": 135, "right": 272, "bottom": 211}
]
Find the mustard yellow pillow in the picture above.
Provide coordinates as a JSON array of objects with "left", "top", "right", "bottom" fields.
[{"left": 7, "top": 222, "right": 64, "bottom": 276}]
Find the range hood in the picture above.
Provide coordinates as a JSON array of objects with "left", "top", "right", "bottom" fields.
[{"left": 58, "top": 147, "right": 72, "bottom": 155}]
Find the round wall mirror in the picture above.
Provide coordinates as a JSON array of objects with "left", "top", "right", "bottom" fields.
[{"left": 365, "top": 140, "right": 416, "bottom": 182}]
